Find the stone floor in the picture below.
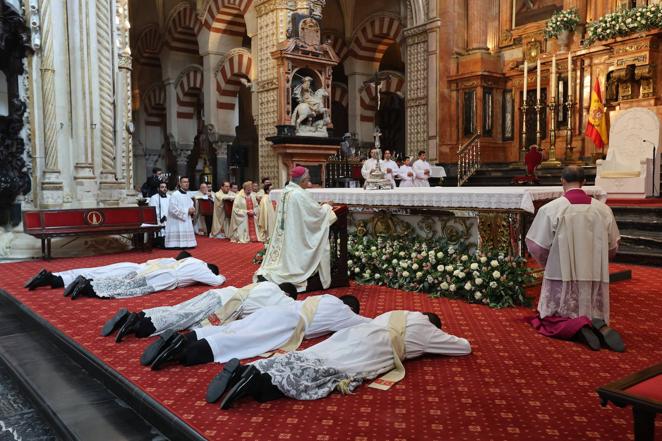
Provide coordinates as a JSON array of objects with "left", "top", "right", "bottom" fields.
[{"left": 0, "top": 361, "right": 58, "bottom": 441}]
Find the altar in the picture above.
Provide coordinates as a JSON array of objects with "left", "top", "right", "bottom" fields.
[{"left": 270, "top": 186, "right": 607, "bottom": 255}]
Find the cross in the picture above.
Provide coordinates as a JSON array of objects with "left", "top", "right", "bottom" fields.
[{"left": 365, "top": 72, "right": 383, "bottom": 111}]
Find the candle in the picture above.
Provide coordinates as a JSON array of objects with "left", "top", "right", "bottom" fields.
[
  {"left": 551, "top": 54, "right": 556, "bottom": 99},
  {"left": 559, "top": 79, "right": 564, "bottom": 100},
  {"left": 524, "top": 60, "right": 529, "bottom": 97},
  {"left": 536, "top": 58, "right": 541, "bottom": 101},
  {"left": 567, "top": 52, "right": 572, "bottom": 99}
]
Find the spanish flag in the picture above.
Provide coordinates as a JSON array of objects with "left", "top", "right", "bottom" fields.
[{"left": 585, "top": 78, "right": 609, "bottom": 150}]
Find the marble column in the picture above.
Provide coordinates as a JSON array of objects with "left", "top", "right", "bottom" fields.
[{"left": 467, "top": 0, "right": 490, "bottom": 52}]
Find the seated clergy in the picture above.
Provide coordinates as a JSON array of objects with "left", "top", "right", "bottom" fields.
[
  {"left": 25, "top": 250, "right": 193, "bottom": 292},
  {"left": 148, "top": 294, "right": 368, "bottom": 372},
  {"left": 65, "top": 255, "right": 224, "bottom": 300},
  {"left": 101, "top": 281, "right": 298, "bottom": 346},
  {"left": 193, "top": 182, "right": 214, "bottom": 236},
  {"left": 254, "top": 166, "right": 337, "bottom": 291},
  {"left": 525, "top": 166, "right": 624, "bottom": 352},
  {"left": 210, "top": 181, "right": 235, "bottom": 239},
  {"left": 229, "top": 181, "right": 261, "bottom": 243},
  {"left": 148, "top": 181, "right": 170, "bottom": 248},
  {"left": 208, "top": 310, "right": 471, "bottom": 409}
]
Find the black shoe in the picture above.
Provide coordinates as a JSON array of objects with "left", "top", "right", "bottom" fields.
[
  {"left": 592, "top": 318, "right": 625, "bottom": 352},
  {"left": 64, "top": 275, "right": 85, "bottom": 297},
  {"left": 150, "top": 334, "right": 189, "bottom": 371},
  {"left": 206, "top": 358, "right": 241, "bottom": 403},
  {"left": 175, "top": 251, "right": 192, "bottom": 260},
  {"left": 71, "top": 278, "right": 93, "bottom": 300},
  {"left": 25, "top": 269, "right": 50, "bottom": 290},
  {"left": 101, "top": 309, "right": 129, "bottom": 337},
  {"left": 140, "top": 330, "right": 176, "bottom": 366},
  {"left": 576, "top": 326, "right": 601, "bottom": 351},
  {"left": 220, "top": 366, "right": 260, "bottom": 410},
  {"left": 115, "top": 312, "right": 140, "bottom": 343}
]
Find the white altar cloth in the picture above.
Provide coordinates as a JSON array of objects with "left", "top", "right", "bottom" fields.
[{"left": 269, "top": 186, "right": 608, "bottom": 214}]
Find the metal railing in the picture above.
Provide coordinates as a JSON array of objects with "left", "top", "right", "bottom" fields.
[{"left": 457, "top": 132, "right": 481, "bottom": 187}]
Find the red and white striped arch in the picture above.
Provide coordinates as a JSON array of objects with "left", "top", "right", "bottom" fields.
[
  {"left": 135, "top": 24, "right": 163, "bottom": 68},
  {"left": 200, "top": 0, "right": 252, "bottom": 37},
  {"left": 359, "top": 71, "right": 405, "bottom": 123},
  {"left": 323, "top": 32, "right": 349, "bottom": 63},
  {"left": 215, "top": 49, "right": 254, "bottom": 111},
  {"left": 331, "top": 82, "right": 348, "bottom": 109},
  {"left": 349, "top": 14, "right": 402, "bottom": 64},
  {"left": 143, "top": 83, "right": 166, "bottom": 127},
  {"left": 176, "top": 66, "right": 203, "bottom": 120},
  {"left": 165, "top": 3, "right": 200, "bottom": 55}
]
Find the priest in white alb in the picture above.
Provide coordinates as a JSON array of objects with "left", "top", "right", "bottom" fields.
[
  {"left": 165, "top": 176, "right": 197, "bottom": 249},
  {"left": 211, "top": 310, "right": 471, "bottom": 408},
  {"left": 228, "top": 181, "right": 261, "bottom": 243},
  {"left": 148, "top": 181, "right": 170, "bottom": 247},
  {"left": 525, "top": 166, "right": 623, "bottom": 351},
  {"left": 149, "top": 294, "right": 367, "bottom": 374},
  {"left": 210, "top": 181, "right": 235, "bottom": 239},
  {"left": 412, "top": 150, "right": 431, "bottom": 187},
  {"left": 398, "top": 156, "right": 415, "bottom": 188},
  {"left": 257, "top": 183, "right": 276, "bottom": 242},
  {"left": 360, "top": 149, "right": 379, "bottom": 180},
  {"left": 381, "top": 149, "right": 399, "bottom": 187},
  {"left": 254, "top": 166, "right": 337, "bottom": 291}
]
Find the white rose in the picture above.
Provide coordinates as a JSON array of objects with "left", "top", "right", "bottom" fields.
[
  {"left": 489, "top": 281, "right": 498, "bottom": 288},
  {"left": 416, "top": 272, "right": 423, "bottom": 279},
  {"left": 470, "top": 263, "right": 479, "bottom": 270},
  {"left": 437, "top": 265, "right": 444, "bottom": 272},
  {"left": 371, "top": 246, "right": 377, "bottom": 251},
  {"left": 482, "top": 298, "right": 489, "bottom": 304},
  {"left": 399, "top": 251, "right": 406, "bottom": 257},
  {"left": 461, "top": 255, "right": 468, "bottom": 262},
  {"left": 361, "top": 258, "right": 367, "bottom": 263},
  {"left": 348, "top": 260, "right": 353, "bottom": 266},
  {"left": 374, "top": 274, "right": 381, "bottom": 279},
  {"left": 474, "top": 291, "right": 482, "bottom": 300},
  {"left": 392, "top": 259, "right": 398, "bottom": 265},
  {"left": 365, "top": 269, "right": 371, "bottom": 275},
  {"left": 411, "top": 252, "right": 417, "bottom": 258},
  {"left": 440, "top": 282, "right": 449, "bottom": 290},
  {"left": 490, "top": 260, "right": 499, "bottom": 268},
  {"left": 475, "top": 278, "right": 483, "bottom": 285},
  {"left": 449, "top": 284, "right": 456, "bottom": 292},
  {"left": 447, "top": 247, "right": 455, "bottom": 255},
  {"left": 427, "top": 275, "right": 434, "bottom": 283},
  {"left": 402, "top": 271, "right": 410, "bottom": 278},
  {"left": 492, "top": 270, "right": 501, "bottom": 279},
  {"left": 464, "top": 282, "right": 472, "bottom": 290},
  {"left": 453, "top": 269, "right": 460, "bottom": 276},
  {"left": 400, "top": 261, "right": 408, "bottom": 268},
  {"left": 354, "top": 268, "right": 360, "bottom": 273},
  {"left": 428, "top": 251, "right": 435, "bottom": 257},
  {"left": 445, "top": 265, "right": 454, "bottom": 272},
  {"left": 458, "top": 272, "right": 466, "bottom": 279},
  {"left": 437, "top": 251, "right": 444, "bottom": 259},
  {"left": 412, "top": 263, "right": 419, "bottom": 270}
]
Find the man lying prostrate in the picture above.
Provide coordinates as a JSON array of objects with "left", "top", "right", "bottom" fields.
[
  {"left": 101, "top": 281, "right": 298, "bottom": 346},
  {"left": 65, "top": 256, "right": 224, "bottom": 300},
  {"left": 148, "top": 294, "right": 369, "bottom": 372},
  {"left": 206, "top": 310, "right": 471, "bottom": 409},
  {"left": 25, "top": 251, "right": 193, "bottom": 292}
]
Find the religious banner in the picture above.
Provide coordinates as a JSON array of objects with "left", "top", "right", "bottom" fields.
[{"left": 585, "top": 78, "right": 609, "bottom": 150}]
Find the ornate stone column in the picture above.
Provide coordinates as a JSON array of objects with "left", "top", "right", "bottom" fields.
[
  {"left": 467, "top": 0, "right": 489, "bottom": 53},
  {"left": 254, "top": 0, "right": 292, "bottom": 186},
  {"left": 116, "top": 0, "right": 135, "bottom": 198}
]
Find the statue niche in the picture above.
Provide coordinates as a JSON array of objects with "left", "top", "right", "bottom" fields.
[{"left": 291, "top": 72, "right": 330, "bottom": 137}]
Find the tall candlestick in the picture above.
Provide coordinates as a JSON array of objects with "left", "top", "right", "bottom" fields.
[
  {"left": 567, "top": 52, "right": 572, "bottom": 99},
  {"left": 523, "top": 60, "right": 528, "bottom": 94},
  {"left": 551, "top": 54, "right": 557, "bottom": 99},
  {"left": 536, "top": 58, "right": 541, "bottom": 101}
]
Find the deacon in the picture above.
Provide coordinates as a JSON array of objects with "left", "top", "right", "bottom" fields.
[
  {"left": 360, "top": 149, "right": 379, "bottom": 180},
  {"left": 165, "top": 176, "right": 197, "bottom": 249},
  {"left": 67, "top": 256, "right": 224, "bottom": 300},
  {"left": 209, "top": 310, "right": 471, "bottom": 408},
  {"left": 525, "top": 166, "right": 623, "bottom": 351},
  {"left": 149, "top": 181, "right": 170, "bottom": 248},
  {"left": 149, "top": 294, "right": 367, "bottom": 372},
  {"left": 228, "top": 181, "right": 261, "bottom": 243},
  {"left": 398, "top": 156, "right": 415, "bottom": 188},
  {"left": 254, "top": 166, "right": 337, "bottom": 291},
  {"left": 381, "top": 150, "right": 399, "bottom": 187},
  {"left": 102, "top": 281, "right": 298, "bottom": 349},
  {"left": 192, "top": 182, "right": 213, "bottom": 236},
  {"left": 25, "top": 251, "right": 192, "bottom": 292},
  {"left": 257, "top": 182, "right": 276, "bottom": 242},
  {"left": 255, "top": 177, "right": 271, "bottom": 202},
  {"left": 412, "top": 150, "right": 431, "bottom": 187},
  {"left": 210, "top": 181, "right": 235, "bottom": 239}
]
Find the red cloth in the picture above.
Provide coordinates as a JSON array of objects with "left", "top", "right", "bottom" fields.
[
  {"left": 626, "top": 375, "right": 662, "bottom": 403},
  {"left": 524, "top": 147, "right": 542, "bottom": 175},
  {"left": 563, "top": 188, "right": 592, "bottom": 205},
  {"left": 245, "top": 196, "right": 258, "bottom": 242},
  {"left": 524, "top": 315, "right": 592, "bottom": 340}
]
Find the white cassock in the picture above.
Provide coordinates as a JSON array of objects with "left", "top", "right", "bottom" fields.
[
  {"left": 412, "top": 159, "right": 431, "bottom": 187},
  {"left": 254, "top": 181, "right": 337, "bottom": 291},
  {"left": 193, "top": 192, "right": 213, "bottom": 236},
  {"left": 144, "top": 281, "right": 295, "bottom": 336},
  {"left": 525, "top": 191, "right": 620, "bottom": 322},
  {"left": 251, "top": 311, "right": 471, "bottom": 400},
  {"left": 90, "top": 257, "right": 224, "bottom": 299},
  {"left": 193, "top": 294, "right": 369, "bottom": 363},
  {"left": 210, "top": 190, "right": 235, "bottom": 238},
  {"left": 398, "top": 165, "right": 415, "bottom": 188},
  {"left": 257, "top": 193, "right": 276, "bottom": 242},
  {"left": 148, "top": 193, "right": 170, "bottom": 237},
  {"left": 381, "top": 159, "right": 399, "bottom": 187},
  {"left": 165, "top": 190, "right": 197, "bottom": 248},
  {"left": 229, "top": 190, "right": 261, "bottom": 243},
  {"left": 361, "top": 158, "right": 378, "bottom": 180}
]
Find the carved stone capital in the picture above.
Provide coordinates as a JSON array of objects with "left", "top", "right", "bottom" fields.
[{"left": 255, "top": 0, "right": 290, "bottom": 16}]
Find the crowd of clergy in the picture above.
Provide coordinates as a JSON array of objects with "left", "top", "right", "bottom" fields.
[{"left": 23, "top": 162, "right": 625, "bottom": 410}]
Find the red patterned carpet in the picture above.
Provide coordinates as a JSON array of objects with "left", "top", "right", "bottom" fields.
[{"left": 1, "top": 237, "right": 661, "bottom": 441}]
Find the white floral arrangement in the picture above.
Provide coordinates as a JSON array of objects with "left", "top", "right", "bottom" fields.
[
  {"left": 584, "top": 4, "right": 662, "bottom": 47},
  {"left": 544, "top": 8, "right": 581, "bottom": 39},
  {"left": 348, "top": 234, "right": 533, "bottom": 308}
]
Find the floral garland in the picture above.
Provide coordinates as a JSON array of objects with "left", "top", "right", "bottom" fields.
[
  {"left": 584, "top": 4, "right": 662, "bottom": 47},
  {"left": 544, "top": 8, "right": 580, "bottom": 39},
  {"left": 348, "top": 234, "right": 533, "bottom": 308}
]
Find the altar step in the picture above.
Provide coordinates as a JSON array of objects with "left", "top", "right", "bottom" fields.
[
  {"left": 611, "top": 206, "right": 662, "bottom": 267},
  {"left": 442, "top": 163, "right": 596, "bottom": 187}
]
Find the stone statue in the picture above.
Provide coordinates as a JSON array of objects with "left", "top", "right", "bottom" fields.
[{"left": 291, "top": 76, "right": 330, "bottom": 137}]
